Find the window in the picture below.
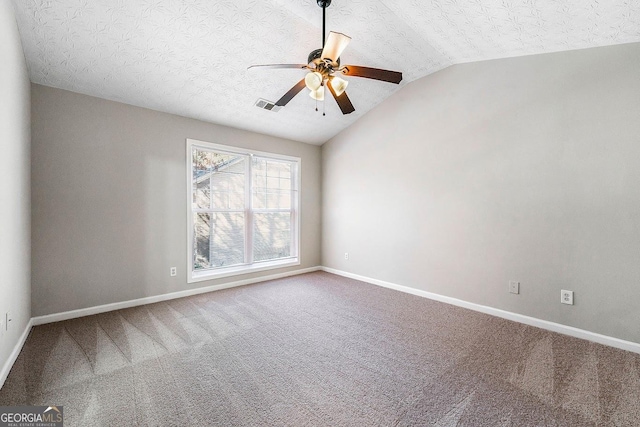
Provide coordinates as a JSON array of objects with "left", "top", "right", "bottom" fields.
[{"left": 187, "top": 139, "right": 300, "bottom": 282}]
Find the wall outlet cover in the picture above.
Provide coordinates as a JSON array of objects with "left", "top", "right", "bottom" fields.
[
  {"left": 561, "top": 290, "right": 574, "bottom": 305},
  {"left": 508, "top": 281, "right": 519, "bottom": 294}
]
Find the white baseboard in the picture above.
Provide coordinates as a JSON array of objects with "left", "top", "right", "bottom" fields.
[
  {"left": 7, "top": 264, "right": 637, "bottom": 392},
  {"left": 32, "top": 266, "right": 321, "bottom": 326},
  {"left": 321, "top": 266, "right": 640, "bottom": 355},
  {"left": 0, "top": 318, "right": 33, "bottom": 390}
]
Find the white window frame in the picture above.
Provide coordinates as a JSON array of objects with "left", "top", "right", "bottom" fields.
[{"left": 187, "top": 138, "right": 301, "bottom": 283}]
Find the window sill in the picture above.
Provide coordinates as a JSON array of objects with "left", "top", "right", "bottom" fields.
[{"left": 188, "top": 258, "right": 300, "bottom": 283}]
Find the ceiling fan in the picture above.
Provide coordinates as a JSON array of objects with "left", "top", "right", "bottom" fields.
[{"left": 248, "top": 0, "right": 403, "bottom": 115}]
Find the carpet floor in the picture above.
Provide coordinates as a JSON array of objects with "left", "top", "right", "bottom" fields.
[{"left": 1, "top": 271, "right": 639, "bottom": 426}]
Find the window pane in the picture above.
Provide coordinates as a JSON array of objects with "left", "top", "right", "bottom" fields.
[
  {"left": 193, "top": 149, "right": 211, "bottom": 209},
  {"left": 192, "top": 149, "right": 210, "bottom": 177},
  {"left": 253, "top": 158, "right": 293, "bottom": 209},
  {"left": 253, "top": 212, "right": 291, "bottom": 262},
  {"left": 193, "top": 148, "right": 246, "bottom": 210},
  {"left": 267, "top": 161, "right": 290, "bottom": 177},
  {"left": 266, "top": 190, "right": 291, "bottom": 209},
  {"left": 193, "top": 212, "right": 211, "bottom": 269},
  {"left": 193, "top": 212, "right": 245, "bottom": 269},
  {"left": 253, "top": 191, "right": 266, "bottom": 209},
  {"left": 279, "top": 177, "right": 291, "bottom": 190},
  {"left": 211, "top": 155, "right": 245, "bottom": 210},
  {"left": 211, "top": 174, "right": 244, "bottom": 210},
  {"left": 266, "top": 176, "right": 281, "bottom": 189},
  {"left": 194, "top": 181, "right": 210, "bottom": 209}
]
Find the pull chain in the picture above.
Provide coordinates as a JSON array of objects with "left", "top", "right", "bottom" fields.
[{"left": 323, "top": 91, "right": 326, "bottom": 116}]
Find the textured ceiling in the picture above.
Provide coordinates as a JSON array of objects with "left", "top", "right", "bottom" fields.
[{"left": 10, "top": 0, "right": 640, "bottom": 145}]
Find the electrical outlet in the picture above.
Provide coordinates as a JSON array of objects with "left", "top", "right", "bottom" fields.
[
  {"left": 170, "top": 267, "right": 177, "bottom": 277},
  {"left": 561, "top": 290, "right": 574, "bottom": 305},
  {"left": 508, "top": 281, "right": 520, "bottom": 294},
  {"left": 344, "top": 253, "right": 349, "bottom": 260}
]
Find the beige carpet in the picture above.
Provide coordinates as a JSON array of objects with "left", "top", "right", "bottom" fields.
[{"left": 1, "top": 271, "right": 639, "bottom": 426}]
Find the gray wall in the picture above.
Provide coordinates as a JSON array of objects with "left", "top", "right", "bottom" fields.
[
  {"left": 31, "top": 85, "right": 322, "bottom": 317},
  {"left": 0, "top": 1, "right": 31, "bottom": 370},
  {"left": 322, "top": 42, "right": 640, "bottom": 344}
]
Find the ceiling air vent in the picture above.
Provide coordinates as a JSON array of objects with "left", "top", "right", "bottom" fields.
[{"left": 255, "top": 98, "right": 282, "bottom": 112}]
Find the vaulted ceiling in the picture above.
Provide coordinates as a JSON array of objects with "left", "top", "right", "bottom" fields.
[{"left": 11, "top": 0, "right": 640, "bottom": 145}]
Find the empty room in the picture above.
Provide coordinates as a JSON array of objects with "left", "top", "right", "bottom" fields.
[{"left": 1, "top": 0, "right": 640, "bottom": 425}]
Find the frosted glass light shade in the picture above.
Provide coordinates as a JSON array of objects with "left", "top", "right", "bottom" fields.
[
  {"left": 304, "top": 72, "right": 323, "bottom": 91},
  {"left": 331, "top": 76, "right": 349, "bottom": 96},
  {"left": 321, "top": 32, "right": 352, "bottom": 63},
  {"left": 309, "top": 86, "right": 325, "bottom": 101}
]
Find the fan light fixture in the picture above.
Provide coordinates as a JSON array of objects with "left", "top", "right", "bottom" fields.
[
  {"left": 309, "top": 86, "right": 325, "bottom": 101},
  {"left": 331, "top": 76, "right": 349, "bottom": 96},
  {"left": 304, "top": 72, "right": 323, "bottom": 91}
]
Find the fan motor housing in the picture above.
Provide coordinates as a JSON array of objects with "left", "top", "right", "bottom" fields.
[
  {"left": 307, "top": 49, "right": 322, "bottom": 65},
  {"left": 307, "top": 49, "right": 340, "bottom": 68}
]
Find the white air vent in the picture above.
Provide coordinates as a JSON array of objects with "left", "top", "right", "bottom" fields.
[{"left": 255, "top": 98, "right": 282, "bottom": 112}]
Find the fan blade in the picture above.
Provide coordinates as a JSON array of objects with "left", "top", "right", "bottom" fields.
[
  {"left": 327, "top": 79, "right": 355, "bottom": 115},
  {"left": 340, "top": 65, "right": 403, "bottom": 84},
  {"left": 248, "top": 64, "right": 309, "bottom": 70},
  {"left": 321, "top": 32, "right": 351, "bottom": 63},
  {"left": 275, "top": 79, "right": 307, "bottom": 107}
]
